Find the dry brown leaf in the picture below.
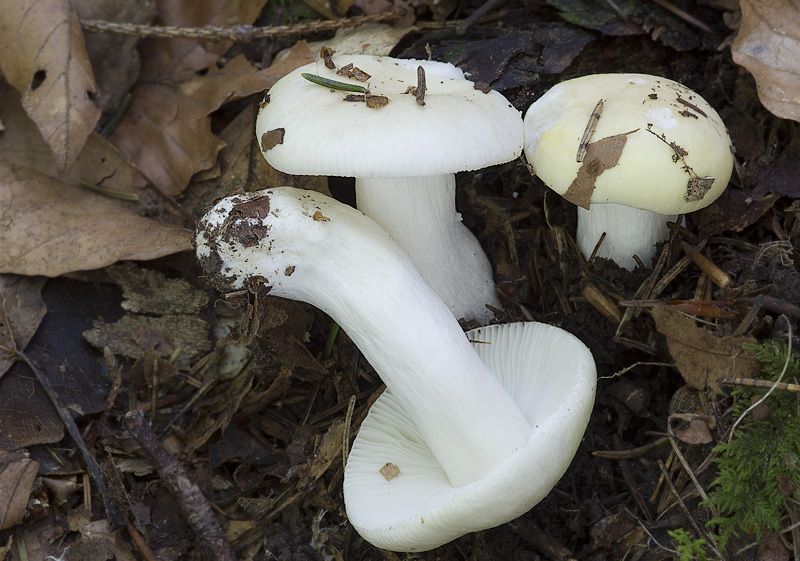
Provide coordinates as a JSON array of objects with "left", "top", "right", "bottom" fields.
[
  {"left": 732, "top": 0, "right": 800, "bottom": 123},
  {"left": 185, "top": 104, "right": 327, "bottom": 215},
  {"left": 112, "top": 40, "right": 313, "bottom": 196},
  {"left": 75, "top": 0, "right": 156, "bottom": 115},
  {"left": 108, "top": 0, "right": 276, "bottom": 196},
  {"left": 675, "top": 419, "right": 713, "bottom": 444},
  {"left": 652, "top": 305, "right": 760, "bottom": 394},
  {"left": 185, "top": 367, "right": 254, "bottom": 450},
  {"left": 0, "top": 78, "right": 147, "bottom": 193},
  {"left": 0, "top": 450, "right": 39, "bottom": 530},
  {"left": 0, "top": 0, "right": 101, "bottom": 172},
  {"left": 0, "top": 275, "right": 46, "bottom": 380},
  {"left": 299, "top": 418, "right": 346, "bottom": 489},
  {"left": 0, "top": 162, "right": 192, "bottom": 276}
]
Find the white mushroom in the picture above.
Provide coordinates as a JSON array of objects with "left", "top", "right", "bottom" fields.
[
  {"left": 195, "top": 187, "right": 596, "bottom": 551},
  {"left": 524, "top": 73, "right": 734, "bottom": 270},
  {"left": 256, "top": 53, "right": 525, "bottom": 321}
]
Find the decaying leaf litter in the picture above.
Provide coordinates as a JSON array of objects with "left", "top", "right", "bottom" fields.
[{"left": 0, "top": 0, "right": 799, "bottom": 559}]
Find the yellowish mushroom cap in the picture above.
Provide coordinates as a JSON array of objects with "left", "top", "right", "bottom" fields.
[{"left": 525, "top": 74, "right": 734, "bottom": 215}]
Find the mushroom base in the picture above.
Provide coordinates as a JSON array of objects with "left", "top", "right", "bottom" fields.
[
  {"left": 343, "top": 322, "right": 597, "bottom": 552},
  {"left": 577, "top": 203, "right": 678, "bottom": 270}
]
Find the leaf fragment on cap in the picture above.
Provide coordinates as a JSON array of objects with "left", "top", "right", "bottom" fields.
[{"left": 261, "top": 128, "right": 285, "bottom": 151}]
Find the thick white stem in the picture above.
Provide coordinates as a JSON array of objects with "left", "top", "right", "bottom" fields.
[
  {"left": 355, "top": 176, "right": 501, "bottom": 322},
  {"left": 197, "top": 188, "right": 531, "bottom": 487},
  {"left": 576, "top": 203, "right": 677, "bottom": 270}
]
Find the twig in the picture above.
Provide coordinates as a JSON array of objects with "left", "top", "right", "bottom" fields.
[
  {"left": 657, "top": 460, "right": 723, "bottom": 559},
  {"left": 455, "top": 0, "right": 505, "bottom": 34},
  {"left": 80, "top": 11, "right": 401, "bottom": 42},
  {"left": 727, "top": 316, "right": 792, "bottom": 443},
  {"left": 12, "top": 351, "right": 124, "bottom": 528},
  {"left": 125, "top": 410, "right": 236, "bottom": 561}
]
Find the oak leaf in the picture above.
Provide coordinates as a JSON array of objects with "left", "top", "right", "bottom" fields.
[
  {"left": 0, "top": 0, "right": 101, "bottom": 171},
  {"left": 0, "top": 162, "right": 192, "bottom": 276},
  {"left": 732, "top": 0, "right": 800, "bottom": 123}
]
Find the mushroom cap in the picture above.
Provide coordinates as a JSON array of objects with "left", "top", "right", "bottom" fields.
[
  {"left": 343, "top": 322, "right": 597, "bottom": 552},
  {"left": 524, "top": 73, "right": 734, "bottom": 214},
  {"left": 256, "top": 54, "right": 524, "bottom": 178}
]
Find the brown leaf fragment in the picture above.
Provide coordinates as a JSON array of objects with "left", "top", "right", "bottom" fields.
[
  {"left": 0, "top": 450, "right": 39, "bottom": 530},
  {"left": 563, "top": 133, "right": 630, "bottom": 209},
  {"left": 365, "top": 94, "right": 390, "bottom": 109},
  {"left": 261, "top": 128, "right": 285, "bottom": 152},
  {"left": 185, "top": 367, "right": 254, "bottom": 451},
  {"left": 312, "top": 210, "right": 330, "bottom": 222},
  {"left": 675, "top": 419, "right": 713, "bottom": 444},
  {"left": 336, "top": 62, "right": 371, "bottom": 82},
  {"left": 380, "top": 462, "right": 400, "bottom": 481},
  {"left": 652, "top": 305, "right": 761, "bottom": 394},
  {"left": 732, "top": 0, "right": 800, "bottom": 123},
  {"left": 0, "top": 79, "right": 147, "bottom": 194},
  {"left": 0, "top": 367, "right": 64, "bottom": 449},
  {"left": 321, "top": 46, "right": 336, "bottom": 69},
  {"left": 298, "top": 419, "right": 346, "bottom": 490},
  {"left": 0, "top": 162, "right": 192, "bottom": 277},
  {"left": 0, "top": 0, "right": 101, "bottom": 172},
  {"left": 83, "top": 315, "right": 211, "bottom": 370},
  {"left": 0, "top": 275, "right": 46, "bottom": 380},
  {"left": 75, "top": 0, "right": 155, "bottom": 115},
  {"left": 107, "top": 262, "right": 208, "bottom": 315}
]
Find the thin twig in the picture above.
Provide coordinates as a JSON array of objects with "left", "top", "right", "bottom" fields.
[
  {"left": 13, "top": 351, "right": 124, "bottom": 528},
  {"left": 727, "top": 316, "right": 792, "bottom": 443},
  {"left": 80, "top": 11, "right": 401, "bottom": 42},
  {"left": 125, "top": 410, "right": 236, "bottom": 561}
]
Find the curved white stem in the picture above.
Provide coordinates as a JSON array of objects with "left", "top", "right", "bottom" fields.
[
  {"left": 576, "top": 203, "right": 677, "bottom": 270},
  {"left": 355, "top": 176, "right": 501, "bottom": 322},
  {"left": 196, "top": 187, "right": 530, "bottom": 487}
]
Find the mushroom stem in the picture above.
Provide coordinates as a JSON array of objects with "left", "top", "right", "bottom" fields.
[
  {"left": 196, "top": 187, "right": 531, "bottom": 488},
  {"left": 576, "top": 203, "right": 678, "bottom": 270},
  {"left": 355, "top": 175, "right": 501, "bottom": 322}
]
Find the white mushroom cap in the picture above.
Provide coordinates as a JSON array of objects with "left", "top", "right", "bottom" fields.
[
  {"left": 344, "top": 322, "right": 597, "bottom": 552},
  {"left": 524, "top": 73, "right": 734, "bottom": 215},
  {"left": 256, "top": 54, "right": 523, "bottom": 178}
]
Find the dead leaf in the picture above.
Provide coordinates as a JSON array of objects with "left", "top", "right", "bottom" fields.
[
  {"left": 0, "top": 367, "right": 64, "bottom": 449},
  {"left": 298, "top": 418, "right": 345, "bottom": 490},
  {"left": 75, "top": 0, "right": 156, "bottom": 115},
  {"left": 184, "top": 102, "right": 327, "bottom": 216},
  {"left": 652, "top": 305, "right": 761, "bottom": 394},
  {"left": 697, "top": 189, "right": 779, "bottom": 238},
  {"left": 185, "top": 368, "right": 254, "bottom": 450},
  {"left": 564, "top": 133, "right": 629, "bottom": 209},
  {"left": 83, "top": 314, "right": 211, "bottom": 370},
  {"left": 0, "top": 275, "right": 46, "bottom": 380},
  {"left": 675, "top": 419, "right": 713, "bottom": 444},
  {"left": 0, "top": 78, "right": 147, "bottom": 193},
  {"left": 0, "top": 0, "right": 101, "bottom": 171},
  {"left": 108, "top": 0, "right": 287, "bottom": 196},
  {"left": 732, "top": 0, "right": 800, "bottom": 123},
  {"left": 0, "top": 162, "right": 192, "bottom": 277},
  {"left": 0, "top": 450, "right": 39, "bottom": 530},
  {"left": 107, "top": 262, "right": 208, "bottom": 315},
  {"left": 65, "top": 519, "right": 137, "bottom": 561}
]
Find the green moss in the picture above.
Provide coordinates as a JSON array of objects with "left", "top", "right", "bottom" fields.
[
  {"left": 668, "top": 528, "right": 709, "bottom": 561},
  {"left": 704, "top": 340, "right": 800, "bottom": 550}
]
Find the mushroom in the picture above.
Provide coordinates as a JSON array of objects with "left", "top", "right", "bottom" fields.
[
  {"left": 195, "top": 187, "right": 596, "bottom": 551},
  {"left": 524, "top": 73, "right": 734, "bottom": 270},
  {"left": 255, "top": 53, "right": 525, "bottom": 321}
]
